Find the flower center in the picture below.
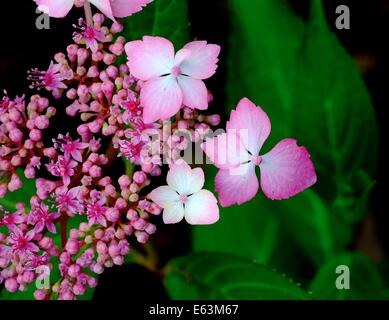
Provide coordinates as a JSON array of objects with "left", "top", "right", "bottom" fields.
[
  {"left": 250, "top": 155, "right": 262, "bottom": 166},
  {"left": 171, "top": 66, "right": 181, "bottom": 77},
  {"left": 179, "top": 194, "right": 188, "bottom": 204}
]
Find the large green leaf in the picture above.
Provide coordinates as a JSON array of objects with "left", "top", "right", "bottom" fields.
[
  {"left": 122, "top": 0, "right": 190, "bottom": 48},
  {"left": 195, "top": 0, "right": 378, "bottom": 266},
  {"left": 165, "top": 252, "right": 309, "bottom": 300},
  {"left": 310, "top": 253, "right": 387, "bottom": 299},
  {"left": 193, "top": 168, "right": 306, "bottom": 277},
  {"left": 227, "top": 0, "right": 378, "bottom": 206}
]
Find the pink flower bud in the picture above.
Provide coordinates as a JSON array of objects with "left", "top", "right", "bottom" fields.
[
  {"left": 145, "top": 223, "right": 157, "bottom": 235},
  {"left": 132, "top": 218, "right": 146, "bottom": 231},
  {"left": 34, "top": 289, "right": 47, "bottom": 300},
  {"left": 111, "top": 22, "right": 123, "bottom": 34},
  {"left": 5, "top": 278, "right": 19, "bottom": 293},
  {"left": 113, "top": 256, "right": 124, "bottom": 266},
  {"left": 87, "top": 65, "right": 99, "bottom": 78},
  {"left": 77, "top": 48, "right": 89, "bottom": 66},
  {"left": 67, "top": 44, "right": 79, "bottom": 62},
  {"left": 126, "top": 209, "right": 138, "bottom": 220},
  {"left": 118, "top": 175, "right": 131, "bottom": 188},
  {"left": 35, "top": 115, "right": 49, "bottom": 129},
  {"left": 135, "top": 231, "right": 149, "bottom": 244},
  {"left": 9, "top": 128, "right": 23, "bottom": 143},
  {"left": 65, "top": 239, "right": 80, "bottom": 255},
  {"left": 29, "top": 129, "right": 42, "bottom": 142},
  {"left": 39, "top": 237, "right": 54, "bottom": 250},
  {"left": 68, "top": 264, "right": 81, "bottom": 278},
  {"left": 103, "top": 53, "right": 116, "bottom": 65},
  {"left": 106, "top": 208, "right": 120, "bottom": 223},
  {"left": 114, "top": 198, "right": 127, "bottom": 210},
  {"left": 96, "top": 241, "right": 108, "bottom": 255},
  {"left": 134, "top": 172, "right": 148, "bottom": 185},
  {"left": 89, "top": 165, "right": 102, "bottom": 178},
  {"left": 69, "top": 229, "right": 79, "bottom": 239},
  {"left": 8, "top": 174, "right": 22, "bottom": 192}
]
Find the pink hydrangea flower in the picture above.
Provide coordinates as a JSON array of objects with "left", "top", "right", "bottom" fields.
[
  {"left": 46, "top": 155, "right": 78, "bottom": 186},
  {"left": 149, "top": 161, "right": 219, "bottom": 225},
  {"left": 85, "top": 196, "right": 108, "bottom": 227},
  {"left": 73, "top": 18, "right": 107, "bottom": 53},
  {"left": 0, "top": 208, "right": 25, "bottom": 229},
  {"left": 54, "top": 133, "right": 89, "bottom": 162},
  {"left": 8, "top": 227, "right": 39, "bottom": 254},
  {"left": 34, "top": 0, "right": 153, "bottom": 20},
  {"left": 55, "top": 187, "right": 82, "bottom": 216},
  {"left": 201, "top": 98, "right": 317, "bottom": 207},
  {"left": 125, "top": 36, "right": 221, "bottom": 123},
  {"left": 28, "top": 61, "right": 72, "bottom": 92},
  {"left": 28, "top": 202, "right": 61, "bottom": 233}
]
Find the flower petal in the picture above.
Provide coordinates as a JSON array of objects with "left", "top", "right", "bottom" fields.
[
  {"left": 110, "top": 0, "right": 153, "bottom": 18},
  {"left": 179, "top": 41, "right": 221, "bottom": 80},
  {"left": 227, "top": 98, "right": 271, "bottom": 155},
  {"left": 185, "top": 190, "right": 219, "bottom": 225},
  {"left": 149, "top": 186, "right": 179, "bottom": 208},
  {"left": 167, "top": 162, "right": 205, "bottom": 195},
  {"left": 201, "top": 132, "right": 250, "bottom": 169},
  {"left": 140, "top": 75, "right": 183, "bottom": 123},
  {"left": 215, "top": 163, "right": 259, "bottom": 207},
  {"left": 34, "top": 0, "right": 74, "bottom": 18},
  {"left": 260, "top": 139, "right": 317, "bottom": 200},
  {"left": 90, "top": 0, "right": 114, "bottom": 20},
  {"left": 177, "top": 76, "right": 208, "bottom": 110},
  {"left": 163, "top": 202, "right": 185, "bottom": 224},
  {"left": 125, "top": 36, "right": 175, "bottom": 80}
]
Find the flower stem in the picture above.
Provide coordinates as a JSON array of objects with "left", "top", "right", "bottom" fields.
[
  {"left": 60, "top": 215, "right": 68, "bottom": 249},
  {"left": 84, "top": 0, "right": 93, "bottom": 27}
]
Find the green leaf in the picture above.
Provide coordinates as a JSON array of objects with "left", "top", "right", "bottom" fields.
[
  {"left": 273, "top": 189, "right": 352, "bottom": 266},
  {"left": 165, "top": 252, "right": 309, "bottom": 300},
  {"left": 122, "top": 0, "right": 190, "bottom": 48},
  {"left": 193, "top": 168, "right": 305, "bottom": 276},
  {"left": 209, "top": 0, "right": 379, "bottom": 266},
  {"left": 310, "top": 253, "right": 386, "bottom": 299},
  {"left": 228, "top": 0, "right": 378, "bottom": 205}
]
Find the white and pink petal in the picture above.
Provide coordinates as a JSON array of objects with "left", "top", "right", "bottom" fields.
[
  {"left": 184, "top": 190, "right": 219, "bottom": 225},
  {"left": 166, "top": 162, "right": 205, "bottom": 195},
  {"left": 125, "top": 36, "right": 175, "bottom": 80},
  {"left": 140, "top": 75, "right": 183, "bottom": 123},
  {"left": 163, "top": 202, "right": 185, "bottom": 224},
  {"left": 149, "top": 186, "right": 180, "bottom": 208},
  {"left": 179, "top": 41, "right": 221, "bottom": 80},
  {"left": 259, "top": 139, "right": 317, "bottom": 200},
  {"left": 177, "top": 76, "right": 208, "bottom": 110},
  {"left": 215, "top": 163, "right": 259, "bottom": 207},
  {"left": 227, "top": 98, "right": 271, "bottom": 155},
  {"left": 201, "top": 132, "right": 250, "bottom": 170},
  {"left": 34, "top": 0, "right": 74, "bottom": 18},
  {"left": 110, "top": 0, "right": 154, "bottom": 18},
  {"left": 90, "top": 0, "right": 114, "bottom": 20}
]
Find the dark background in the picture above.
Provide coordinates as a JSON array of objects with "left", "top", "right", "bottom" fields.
[{"left": 0, "top": 0, "right": 387, "bottom": 299}]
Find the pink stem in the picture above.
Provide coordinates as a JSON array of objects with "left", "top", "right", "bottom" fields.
[{"left": 84, "top": 0, "right": 93, "bottom": 26}]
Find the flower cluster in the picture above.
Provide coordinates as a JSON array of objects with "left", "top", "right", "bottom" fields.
[
  {"left": 1, "top": 93, "right": 55, "bottom": 196},
  {"left": 1, "top": 0, "right": 317, "bottom": 300}
]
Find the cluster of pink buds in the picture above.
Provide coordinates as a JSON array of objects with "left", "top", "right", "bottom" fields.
[{"left": 0, "top": 93, "right": 55, "bottom": 196}]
